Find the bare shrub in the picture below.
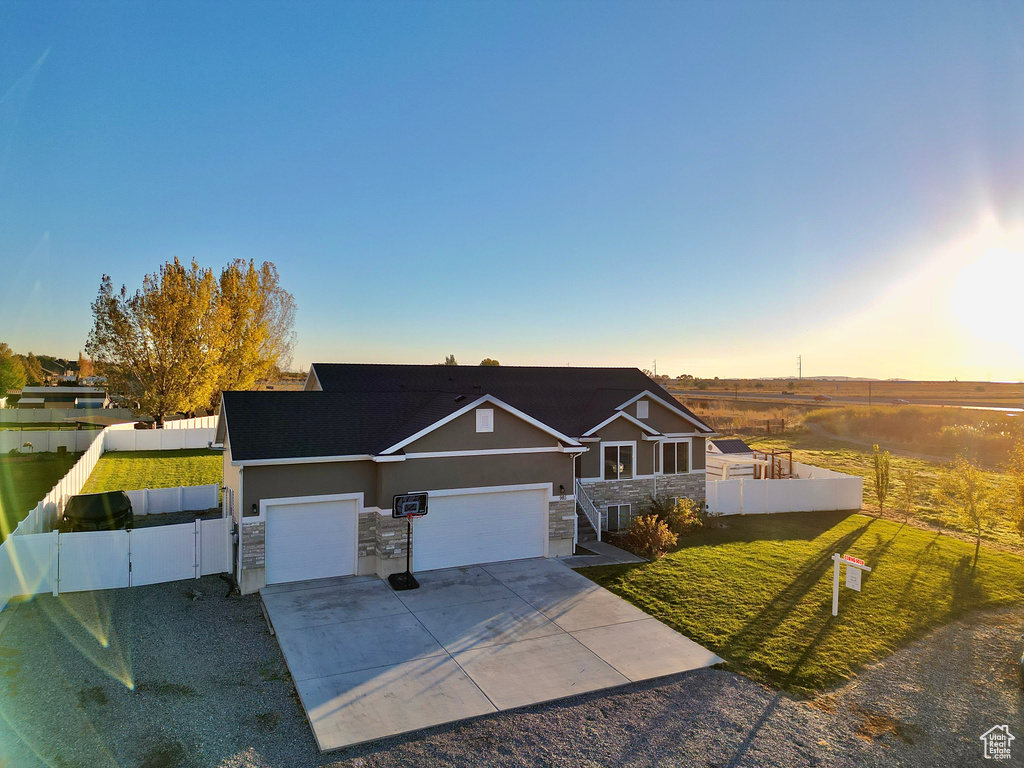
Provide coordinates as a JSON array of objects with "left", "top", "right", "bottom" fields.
[{"left": 618, "top": 515, "right": 678, "bottom": 559}]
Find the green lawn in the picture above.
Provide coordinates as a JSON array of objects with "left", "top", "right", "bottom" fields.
[
  {"left": 81, "top": 449, "right": 222, "bottom": 493},
  {"left": 581, "top": 511, "right": 1024, "bottom": 695},
  {"left": 0, "top": 453, "right": 81, "bottom": 540},
  {"left": 746, "top": 431, "right": 1018, "bottom": 543}
]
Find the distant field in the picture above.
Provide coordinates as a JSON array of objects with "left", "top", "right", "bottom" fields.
[
  {"left": 668, "top": 377, "right": 1024, "bottom": 407},
  {"left": 744, "top": 431, "right": 1019, "bottom": 546}
]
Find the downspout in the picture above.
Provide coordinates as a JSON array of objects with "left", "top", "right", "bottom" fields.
[
  {"left": 235, "top": 466, "right": 243, "bottom": 582},
  {"left": 653, "top": 442, "right": 658, "bottom": 498}
]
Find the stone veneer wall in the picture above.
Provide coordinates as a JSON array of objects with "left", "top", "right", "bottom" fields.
[
  {"left": 375, "top": 513, "right": 414, "bottom": 577},
  {"left": 548, "top": 498, "right": 576, "bottom": 556},
  {"left": 240, "top": 522, "right": 265, "bottom": 570},
  {"left": 358, "top": 512, "right": 376, "bottom": 559},
  {"left": 580, "top": 474, "right": 705, "bottom": 530}
]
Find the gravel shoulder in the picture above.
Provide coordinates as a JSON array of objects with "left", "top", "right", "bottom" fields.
[{"left": 0, "top": 577, "right": 1020, "bottom": 768}]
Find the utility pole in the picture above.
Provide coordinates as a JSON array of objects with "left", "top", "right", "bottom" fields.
[
  {"left": 653, "top": 360, "right": 657, "bottom": 378},
  {"left": 798, "top": 355, "right": 802, "bottom": 381}
]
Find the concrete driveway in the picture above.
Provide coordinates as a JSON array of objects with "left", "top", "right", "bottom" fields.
[{"left": 261, "top": 558, "right": 722, "bottom": 751}]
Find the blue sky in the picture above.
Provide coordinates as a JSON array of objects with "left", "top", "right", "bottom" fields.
[{"left": 2, "top": 1, "right": 1023, "bottom": 380}]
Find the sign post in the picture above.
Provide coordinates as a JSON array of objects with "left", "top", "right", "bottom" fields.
[
  {"left": 832, "top": 553, "right": 871, "bottom": 616},
  {"left": 388, "top": 492, "right": 428, "bottom": 591}
]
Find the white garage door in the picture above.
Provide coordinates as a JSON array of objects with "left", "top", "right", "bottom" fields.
[
  {"left": 265, "top": 498, "right": 358, "bottom": 585},
  {"left": 413, "top": 488, "right": 546, "bottom": 572}
]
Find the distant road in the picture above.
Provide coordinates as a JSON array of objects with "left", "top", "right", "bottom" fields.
[{"left": 670, "top": 389, "right": 1024, "bottom": 413}]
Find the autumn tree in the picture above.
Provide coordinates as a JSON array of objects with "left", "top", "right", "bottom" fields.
[
  {"left": 443, "top": 355, "right": 457, "bottom": 366},
  {"left": 480, "top": 358, "right": 500, "bottom": 366},
  {"left": 77, "top": 352, "right": 95, "bottom": 380},
  {"left": 0, "top": 343, "right": 26, "bottom": 395},
  {"left": 215, "top": 259, "right": 296, "bottom": 406},
  {"left": 873, "top": 444, "right": 891, "bottom": 517},
  {"left": 1007, "top": 441, "right": 1024, "bottom": 542},
  {"left": 87, "top": 258, "right": 225, "bottom": 426},
  {"left": 939, "top": 454, "right": 998, "bottom": 565},
  {"left": 18, "top": 352, "right": 44, "bottom": 386},
  {"left": 895, "top": 464, "right": 919, "bottom": 524}
]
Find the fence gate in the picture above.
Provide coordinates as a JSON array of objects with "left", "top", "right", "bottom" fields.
[
  {"left": 58, "top": 531, "right": 131, "bottom": 593},
  {"left": 130, "top": 525, "right": 198, "bottom": 586}
]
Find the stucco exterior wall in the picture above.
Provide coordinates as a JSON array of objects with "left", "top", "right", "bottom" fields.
[
  {"left": 634, "top": 396, "right": 707, "bottom": 435},
  {"left": 222, "top": 435, "right": 241, "bottom": 522},
  {"left": 580, "top": 418, "right": 653, "bottom": 477},
  {"left": 242, "top": 460, "right": 378, "bottom": 516},
  {"left": 692, "top": 438, "right": 706, "bottom": 470},
  {"left": 403, "top": 405, "right": 562, "bottom": 452},
  {"left": 378, "top": 453, "right": 573, "bottom": 512}
]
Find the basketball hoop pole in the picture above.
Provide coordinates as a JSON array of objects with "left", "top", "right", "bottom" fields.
[
  {"left": 404, "top": 514, "right": 412, "bottom": 577},
  {"left": 388, "top": 513, "right": 420, "bottom": 590}
]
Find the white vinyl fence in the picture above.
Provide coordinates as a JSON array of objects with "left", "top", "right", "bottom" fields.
[
  {"left": 0, "top": 408, "right": 136, "bottom": 424},
  {"left": 126, "top": 484, "right": 219, "bottom": 515},
  {"left": 13, "top": 427, "right": 108, "bottom": 535},
  {"left": 0, "top": 517, "right": 232, "bottom": 607},
  {"left": 163, "top": 416, "right": 218, "bottom": 429},
  {"left": 0, "top": 429, "right": 103, "bottom": 455},
  {"left": 104, "top": 427, "right": 217, "bottom": 451},
  {"left": 11, "top": 421, "right": 221, "bottom": 536},
  {"left": 706, "top": 460, "right": 863, "bottom": 516}
]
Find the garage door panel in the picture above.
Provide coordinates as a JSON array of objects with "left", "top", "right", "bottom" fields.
[
  {"left": 414, "top": 489, "right": 546, "bottom": 572},
  {"left": 265, "top": 500, "right": 358, "bottom": 585}
]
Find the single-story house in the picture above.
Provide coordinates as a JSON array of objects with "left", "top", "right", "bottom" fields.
[
  {"left": 16, "top": 386, "right": 109, "bottom": 410},
  {"left": 218, "top": 363, "right": 715, "bottom": 594}
]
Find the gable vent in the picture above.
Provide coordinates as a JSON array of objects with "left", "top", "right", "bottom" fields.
[{"left": 476, "top": 408, "right": 494, "bottom": 433}]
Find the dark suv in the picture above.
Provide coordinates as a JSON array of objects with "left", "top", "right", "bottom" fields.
[{"left": 61, "top": 491, "right": 134, "bottom": 533}]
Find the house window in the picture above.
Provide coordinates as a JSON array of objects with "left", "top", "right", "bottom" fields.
[
  {"left": 603, "top": 443, "right": 634, "bottom": 480},
  {"left": 607, "top": 504, "right": 632, "bottom": 532},
  {"left": 476, "top": 408, "right": 494, "bottom": 433},
  {"left": 636, "top": 400, "right": 649, "bottom": 419},
  {"left": 661, "top": 441, "right": 690, "bottom": 475}
]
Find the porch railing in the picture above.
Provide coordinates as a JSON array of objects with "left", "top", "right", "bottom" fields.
[{"left": 574, "top": 479, "right": 601, "bottom": 542}]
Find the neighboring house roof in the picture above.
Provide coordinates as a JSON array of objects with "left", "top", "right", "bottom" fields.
[
  {"left": 223, "top": 364, "right": 714, "bottom": 463},
  {"left": 709, "top": 438, "right": 752, "bottom": 454},
  {"left": 20, "top": 386, "right": 106, "bottom": 395}
]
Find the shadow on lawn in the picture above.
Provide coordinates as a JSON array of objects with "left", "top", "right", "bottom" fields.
[
  {"left": 680, "top": 510, "right": 860, "bottom": 548},
  {"left": 716, "top": 517, "right": 876, "bottom": 666}
]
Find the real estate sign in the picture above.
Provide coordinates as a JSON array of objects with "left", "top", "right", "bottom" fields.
[
  {"left": 832, "top": 553, "right": 871, "bottom": 615},
  {"left": 845, "top": 566, "right": 862, "bottom": 591}
]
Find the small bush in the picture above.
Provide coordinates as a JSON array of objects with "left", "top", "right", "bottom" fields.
[
  {"left": 641, "top": 495, "right": 707, "bottom": 536},
  {"left": 618, "top": 514, "right": 677, "bottom": 559}
]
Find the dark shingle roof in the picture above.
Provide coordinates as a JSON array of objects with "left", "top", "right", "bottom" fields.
[
  {"left": 222, "top": 391, "right": 470, "bottom": 461},
  {"left": 223, "top": 364, "right": 712, "bottom": 461},
  {"left": 710, "top": 438, "right": 752, "bottom": 454}
]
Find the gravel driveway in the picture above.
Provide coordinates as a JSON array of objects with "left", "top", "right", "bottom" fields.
[{"left": 0, "top": 577, "right": 1020, "bottom": 767}]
